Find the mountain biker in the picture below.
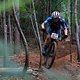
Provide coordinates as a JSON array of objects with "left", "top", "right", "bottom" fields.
[{"left": 41, "top": 11, "right": 68, "bottom": 56}]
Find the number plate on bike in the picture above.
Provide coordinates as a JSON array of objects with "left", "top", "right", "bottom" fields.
[{"left": 51, "top": 33, "right": 58, "bottom": 39}]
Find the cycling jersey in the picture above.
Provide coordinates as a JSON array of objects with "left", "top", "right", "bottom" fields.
[
  {"left": 44, "top": 16, "right": 67, "bottom": 29},
  {"left": 44, "top": 16, "right": 67, "bottom": 36}
]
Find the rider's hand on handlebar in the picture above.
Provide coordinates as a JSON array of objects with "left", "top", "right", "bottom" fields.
[
  {"left": 64, "top": 35, "right": 68, "bottom": 38},
  {"left": 61, "top": 35, "right": 68, "bottom": 41},
  {"left": 41, "top": 29, "right": 46, "bottom": 32}
]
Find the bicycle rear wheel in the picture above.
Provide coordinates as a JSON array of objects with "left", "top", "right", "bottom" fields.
[{"left": 45, "top": 42, "right": 57, "bottom": 69}]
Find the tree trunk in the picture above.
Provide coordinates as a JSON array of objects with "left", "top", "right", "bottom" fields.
[
  {"left": 13, "top": 0, "right": 21, "bottom": 51},
  {"left": 30, "top": 3, "right": 39, "bottom": 44},
  {"left": 3, "top": 0, "right": 8, "bottom": 67},
  {"left": 48, "top": 0, "right": 51, "bottom": 16},
  {"left": 12, "top": 4, "right": 29, "bottom": 70},
  {"left": 8, "top": 13, "right": 12, "bottom": 44},
  {"left": 30, "top": 16, "right": 39, "bottom": 43},
  {"left": 32, "top": 0, "right": 42, "bottom": 68},
  {"left": 68, "top": 0, "right": 71, "bottom": 35},
  {"left": 68, "top": 0, "right": 72, "bottom": 62},
  {"left": 74, "top": 0, "right": 80, "bottom": 62}
]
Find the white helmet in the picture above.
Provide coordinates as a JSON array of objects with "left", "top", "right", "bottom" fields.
[{"left": 51, "top": 11, "right": 60, "bottom": 18}]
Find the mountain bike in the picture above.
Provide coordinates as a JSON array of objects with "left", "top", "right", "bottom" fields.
[
  {"left": 42, "top": 29, "right": 68, "bottom": 69},
  {"left": 43, "top": 32, "right": 58, "bottom": 69}
]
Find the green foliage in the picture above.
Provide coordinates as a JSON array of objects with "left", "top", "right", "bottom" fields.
[
  {"left": 0, "top": 0, "right": 12, "bottom": 12},
  {"left": 0, "top": 0, "right": 31, "bottom": 13}
]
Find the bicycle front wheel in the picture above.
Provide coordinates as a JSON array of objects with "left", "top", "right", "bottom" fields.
[{"left": 45, "top": 42, "right": 57, "bottom": 69}]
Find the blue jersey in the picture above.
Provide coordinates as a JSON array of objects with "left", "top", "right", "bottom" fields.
[{"left": 44, "top": 16, "right": 67, "bottom": 31}]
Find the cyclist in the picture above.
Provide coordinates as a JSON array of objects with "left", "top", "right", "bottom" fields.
[{"left": 41, "top": 11, "right": 68, "bottom": 56}]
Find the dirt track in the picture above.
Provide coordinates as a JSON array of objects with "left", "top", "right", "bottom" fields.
[{"left": 13, "top": 40, "right": 80, "bottom": 80}]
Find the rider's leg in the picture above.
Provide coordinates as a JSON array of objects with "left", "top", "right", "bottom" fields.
[
  {"left": 42, "top": 27, "right": 52, "bottom": 56},
  {"left": 56, "top": 29, "right": 61, "bottom": 40}
]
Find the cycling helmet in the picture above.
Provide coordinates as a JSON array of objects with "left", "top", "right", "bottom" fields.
[{"left": 51, "top": 11, "right": 60, "bottom": 18}]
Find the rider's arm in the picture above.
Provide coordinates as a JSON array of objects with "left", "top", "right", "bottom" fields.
[
  {"left": 41, "top": 17, "right": 52, "bottom": 30},
  {"left": 60, "top": 19, "right": 68, "bottom": 36},
  {"left": 41, "top": 22, "right": 46, "bottom": 30},
  {"left": 64, "top": 28, "right": 68, "bottom": 35}
]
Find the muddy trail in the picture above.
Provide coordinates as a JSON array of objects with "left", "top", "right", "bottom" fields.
[{"left": 13, "top": 40, "right": 80, "bottom": 80}]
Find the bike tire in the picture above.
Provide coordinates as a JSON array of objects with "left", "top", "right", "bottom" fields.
[{"left": 45, "top": 42, "right": 57, "bottom": 69}]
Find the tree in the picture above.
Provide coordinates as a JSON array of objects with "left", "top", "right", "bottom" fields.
[
  {"left": 13, "top": 0, "right": 21, "bottom": 52},
  {"left": 32, "top": 0, "right": 42, "bottom": 68},
  {"left": 13, "top": 6, "right": 29, "bottom": 69},
  {"left": 74, "top": 0, "right": 80, "bottom": 62},
  {"left": 3, "top": 0, "right": 8, "bottom": 67}
]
